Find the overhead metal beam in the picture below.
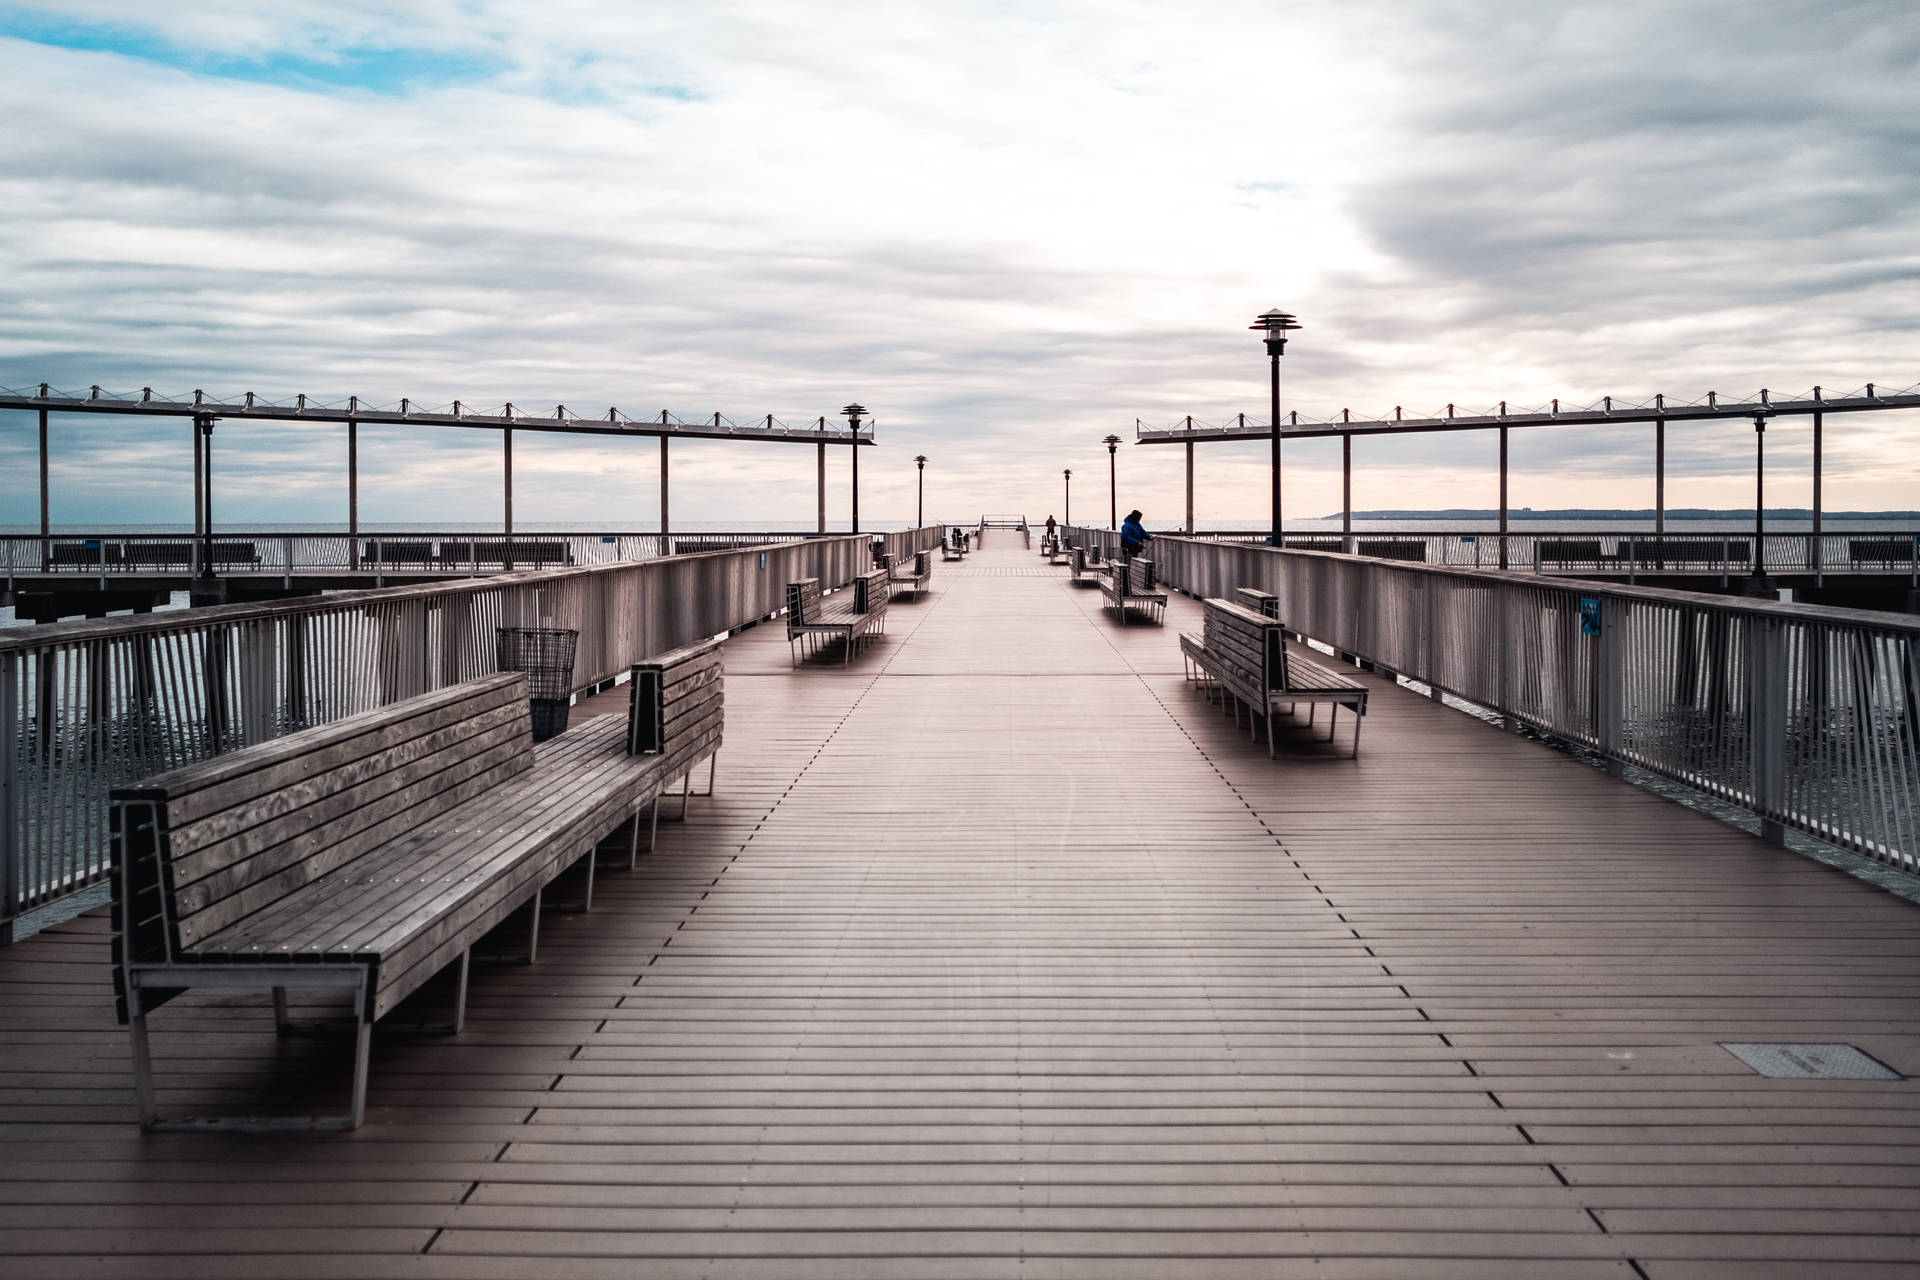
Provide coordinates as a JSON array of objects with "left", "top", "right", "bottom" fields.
[
  {"left": 0, "top": 390, "right": 878, "bottom": 445},
  {"left": 1133, "top": 388, "right": 1919, "bottom": 444}
]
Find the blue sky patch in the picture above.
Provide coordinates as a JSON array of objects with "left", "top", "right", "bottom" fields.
[{"left": 0, "top": 7, "right": 504, "bottom": 94}]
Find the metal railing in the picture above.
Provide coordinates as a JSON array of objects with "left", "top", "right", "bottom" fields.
[
  {"left": 1070, "top": 528, "right": 1920, "bottom": 872},
  {"left": 0, "top": 527, "right": 947, "bottom": 936},
  {"left": 1142, "top": 529, "right": 1920, "bottom": 583},
  {"left": 0, "top": 529, "right": 910, "bottom": 585}
]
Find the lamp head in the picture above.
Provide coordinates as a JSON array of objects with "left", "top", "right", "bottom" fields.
[
  {"left": 842, "top": 403, "right": 867, "bottom": 429},
  {"left": 1103, "top": 433, "right": 1121, "bottom": 452},
  {"left": 1250, "top": 308, "right": 1302, "bottom": 355},
  {"left": 914, "top": 454, "right": 927, "bottom": 466}
]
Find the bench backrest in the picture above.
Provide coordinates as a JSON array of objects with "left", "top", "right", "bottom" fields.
[
  {"left": 854, "top": 569, "right": 891, "bottom": 613},
  {"left": 363, "top": 540, "right": 434, "bottom": 560},
  {"left": 1202, "top": 598, "right": 1285, "bottom": 698},
  {"left": 1850, "top": 539, "right": 1916, "bottom": 561},
  {"left": 786, "top": 578, "right": 821, "bottom": 627},
  {"left": 628, "top": 636, "right": 725, "bottom": 756},
  {"left": 1619, "top": 539, "right": 1750, "bottom": 564},
  {"left": 1357, "top": 539, "right": 1427, "bottom": 562},
  {"left": 1537, "top": 540, "right": 1604, "bottom": 560},
  {"left": 111, "top": 673, "right": 534, "bottom": 975},
  {"left": 1233, "top": 586, "right": 1280, "bottom": 620},
  {"left": 915, "top": 549, "right": 933, "bottom": 577}
]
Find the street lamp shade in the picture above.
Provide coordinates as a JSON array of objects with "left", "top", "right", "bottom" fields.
[
  {"left": 1249, "top": 309, "right": 1302, "bottom": 338},
  {"left": 1251, "top": 309, "right": 1302, "bottom": 356},
  {"left": 842, "top": 404, "right": 867, "bottom": 428},
  {"left": 914, "top": 454, "right": 927, "bottom": 466},
  {"left": 1103, "top": 434, "right": 1121, "bottom": 450}
]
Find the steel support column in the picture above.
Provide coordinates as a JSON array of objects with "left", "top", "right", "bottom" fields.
[
  {"left": 196, "top": 414, "right": 216, "bottom": 580},
  {"left": 38, "top": 409, "right": 49, "bottom": 571},
  {"left": 817, "top": 442, "right": 826, "bottom": 533},
  {"left": 1812, "top": 409, "right": 1823, "bottom": 582},
  {"left": 1497, "top": 426, "right": 1509, "bottom": 569},
  {"left": 1184, "top": 439, "right": 1194, "bottom": 534},
  {"left": 503, "top": 426, "right": 514, "bottom": 572},
  {"left": 1342, "top": 434, "right": 1353, "bottom": 540},
  {"left": 659, "top": 437, "right": 670, "bottom": 539},
  {"left": 347, "top": 419, "right": 359, "bottom": 570},
  {"left": 1655, "top": 417, "right": 1666, "bottom": 535},
  {"left": 1753, "top": 414, "right": 1767, "bottom": 575}
]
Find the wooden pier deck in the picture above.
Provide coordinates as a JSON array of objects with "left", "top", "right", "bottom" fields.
[{"left": 3, "top": 532, "right": 1918, "bottom": 1278}]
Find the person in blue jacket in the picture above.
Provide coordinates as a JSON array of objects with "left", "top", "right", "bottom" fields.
[{"left": 1120, "top": 510, "right": 1151, "bottom": 560}]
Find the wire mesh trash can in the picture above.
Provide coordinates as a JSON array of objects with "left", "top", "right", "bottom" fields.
[{"left": 496, "top": 626, "right": 579, "bottom": 742}]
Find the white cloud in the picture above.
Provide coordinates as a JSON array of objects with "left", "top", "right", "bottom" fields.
[{"left": 0, "top": 0, "right": 1915, "bottom": 527}]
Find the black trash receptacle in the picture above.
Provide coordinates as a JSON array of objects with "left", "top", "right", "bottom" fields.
[{"left": 496, "top": 626, "right": 579, "bottom": 743}]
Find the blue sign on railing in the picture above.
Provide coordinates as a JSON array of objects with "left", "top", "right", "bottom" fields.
[{"left": 1579, "top": 596, "right": 1602, "bottom": 636}]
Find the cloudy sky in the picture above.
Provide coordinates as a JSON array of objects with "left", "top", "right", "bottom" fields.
[{"left": 0, "top": 0, "right": 1915, "bottom": 529}]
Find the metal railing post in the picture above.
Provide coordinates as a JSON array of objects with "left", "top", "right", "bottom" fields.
[
  {"left": 1748, "top": 616, "right": 1788, "bottom": 843},
  {"left": 0, "top": 653, "right": 17, "bottom": 943},
  {"left": 1595, "top": 595, "right": 1625, "bottom": 776}
]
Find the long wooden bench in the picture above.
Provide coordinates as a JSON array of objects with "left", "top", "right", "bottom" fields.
[
  {"left": 1100, "top": 557, "right": 1167, "bottom": 626},
  {"left": 886, "top": 550, "right": 934, "bottom": 600},
  {"left": 1234, "top": 586, "right": 1280, "bottom": 620},
  {"left": 110, "top": 641, "right": 724, "bottom": 1131},
  {"left": 1064, "top": 546, "right": 1104, "bottom": 586},
  {"left": 1606, "top": 538, "right": 1750, "bottom": 568},
  {"left": 1356, "top": 539, "right": 1427, "bottom": 562},
  {"left": 786, "top": 571, "right": 889, "bottom": 665},
  {"left": 1179, "top": 597, "right": 1368, "bottom": 757},
  {"left": 52, "top": 541, "right": 261, "bottom": 570},
  {"left": 434, "top": 540, "right": 574, "bottom": 569},
  {"left": 1849, "top": 538, "right": 1917, "bottom": 565}
]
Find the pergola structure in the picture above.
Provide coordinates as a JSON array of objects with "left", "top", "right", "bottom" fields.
[
  {"left": 1135, "top": 383, "right": 1920, "bottom": 553},
  {"left": 1, "top": 384, "right": 879, "bottom": 574}
]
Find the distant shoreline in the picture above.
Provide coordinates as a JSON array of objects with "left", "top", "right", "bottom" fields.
[{"left": 1333, "top": 508, "right": 1919, "bottom": 521}]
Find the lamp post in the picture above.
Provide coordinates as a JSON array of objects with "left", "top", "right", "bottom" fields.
[
  {"left": 1063, "top": 468, "right": 1072, "bottom": 526},
  {"left": 1250, "top": 308, "right": 1302, "bottom": 546},
  {"left": 843, "top": 404, "right": 866, "bottom": 533},
  {"left": 914, "top": 454, "right": 927, "bottom": 527},
  {"left": 1103, "top": 434, "right": 1121, "bottom": 529},
  {"left": 1753, "top": 411, "right": 1770, "bottom": 576}
]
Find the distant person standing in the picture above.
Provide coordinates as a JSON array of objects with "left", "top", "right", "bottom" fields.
[
  {"left": 1120, "top": 509, "right": 1151, "bottom": 560},
  {"left": 1045, "top": 514, "right": 1057, "bottom": 536}
]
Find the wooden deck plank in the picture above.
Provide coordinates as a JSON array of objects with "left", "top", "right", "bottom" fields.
[{"left": 2, "top": 530, "right": 1917, "bottom": 1276}]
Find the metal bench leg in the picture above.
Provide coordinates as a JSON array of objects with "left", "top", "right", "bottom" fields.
[
  {"left": 1325, "top": 704, "right": 1339, "bottom": 742},
  {"left": 680, "top": 771, "right": 692, "bottom": 820},
  {"left": 526, "top": 888, "right": 542, "bottom": 964},
  {"left": 1351, "top": 705, "right": 1364, "bottom": 757},
  {"left": 1267, "top": 706, "right": 1276, "bottom": 758},
  {"left": 629, "top": 808, "right": 644, "bottom": 868},
  {"left": 128, "top": 1000, "right": 160, "bottom": 1128},
  {"left": 348, "top": 997, "right": 372, "bottom": 1131},
  {"left": 452, "top": 949, "right": 470, "bottom": 1033}
]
